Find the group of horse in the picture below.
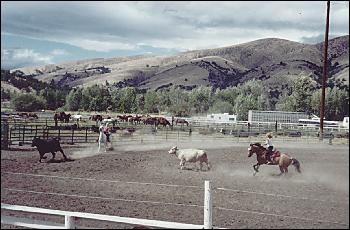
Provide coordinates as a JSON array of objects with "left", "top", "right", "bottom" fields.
[
  {"left": 89, "top": 114, "right": 190, "bottom": 128},
  {"left": 116, "top": 114, "right": 188, "bottom": 127},
  {"left": 53, "top": 112, "right": 190, "bottom": 128},
  {"left": 16, "top": 112, "right": 39, "bottom": 119},
  {"left": 54, "top": 112, "right": 71, "bottom": 124},
  {"left": 3, "top": 112, "right": 39, "bottom": 120}
]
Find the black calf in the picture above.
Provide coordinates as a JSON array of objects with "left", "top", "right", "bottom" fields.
[{"left": 32, "top": 137, "right": 68, "bottom": 162}]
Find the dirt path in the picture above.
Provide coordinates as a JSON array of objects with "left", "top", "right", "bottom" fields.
[{"left": 1, "top": 141, "right": 349, "bottom": 229}]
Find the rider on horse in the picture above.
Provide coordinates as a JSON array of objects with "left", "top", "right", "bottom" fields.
[{"left": 264, "top": 132, "right": 274, "bottom": 165}]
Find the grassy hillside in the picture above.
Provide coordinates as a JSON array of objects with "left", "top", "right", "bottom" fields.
[{"left": 11, "top": 35, "right": 348, "bottom": 96}]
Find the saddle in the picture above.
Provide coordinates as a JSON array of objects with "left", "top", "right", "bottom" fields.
[{"left": 271, "top": 150, "right": 281, "bottom": 161}]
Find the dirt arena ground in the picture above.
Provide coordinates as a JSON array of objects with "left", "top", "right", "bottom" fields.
[{"left": 1, "top": 139, "right": 349, "bottom": 229}]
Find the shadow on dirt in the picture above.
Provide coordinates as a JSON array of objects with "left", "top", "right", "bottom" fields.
[
  {"left": 179, "top": 167, "right": 210, "bottom": 172},
  {"left": 46, "top": 158, "right": 75, "bottom": 163}
]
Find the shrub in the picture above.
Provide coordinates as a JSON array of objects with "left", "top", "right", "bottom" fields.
[{"left": 10, "top": 93, "right": 45, "bottom": 111}]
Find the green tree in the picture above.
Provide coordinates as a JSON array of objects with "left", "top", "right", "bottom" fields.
[
  {"left": 39, "top": 89, "right": 55, "bottom": 110},
  {"left": 110, "top": 88, "right": 122, "bottom": 112},
  {"left": 119, "top": 87, "right": 137, "bottom": 113},
  {"left": 290, "top": 76, "right": 313, "bottom": 113},
  {"left": 144, "top": 90, "right": 160, "bottom": 113},
  {"left": 11, "top": 93, "right": 45, "bottom": 111},
  {"left": 167, "top": 86, "right": 191, "bottom": 116},
  {"left": 213, "top": 86, "right": 239, "bottom": 107},
  {"left": 275, "top": 93, "right": 297, "bottom": 112},
  {"left": 1, "top": 88, "right": 11, "bottom": 100},
  {"left": 65, "top": 88, "right": 83, "bottom": 111},
  {"left": 233, "top": 80, "right": 266, "bottom": 120},
  {"left": 81, "top": 87, "right": 93, "bottom": 111},
  {"left": 209, "top": 99, "right": 234, "bottom": 114},
  {"left": 312, "top": 88, "right": 350, "bottom": 121},
  {"left": 99, "top": 85, "right": 112, "bottom": 111},
  {"left": 234, "top": 94, "right": 260, "bottom": 120},
  {"left": 189, "top": 86, "right": 213, "bottom": 114},
  {"left": 158, "top": 90, "right": 172, "bottom": 113}
]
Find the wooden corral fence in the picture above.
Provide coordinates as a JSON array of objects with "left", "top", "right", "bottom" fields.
[
  {"left": 1, "top": 181, "right": 220, "bottom": 229},
  {"left": 4, "top": 122, "right": 349, "bottom": 148},
  {"left": 2, "top": 111, "right": 348, "bottom": 147},
  {"left": 8, "top": 124, "right": 100, "bottom": 146}
]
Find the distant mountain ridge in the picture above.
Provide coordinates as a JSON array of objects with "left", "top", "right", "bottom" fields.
[{"left": 11, "top": 35, "right": 349, "bottom": 94}]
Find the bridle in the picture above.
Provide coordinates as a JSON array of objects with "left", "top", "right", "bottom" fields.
[{"left": 248, "top": 144, "right": 265, "bottom": 157}]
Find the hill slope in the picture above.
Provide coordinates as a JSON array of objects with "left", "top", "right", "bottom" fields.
[{"left": 11, "top": 35, "right": 349, "bottom": 93}]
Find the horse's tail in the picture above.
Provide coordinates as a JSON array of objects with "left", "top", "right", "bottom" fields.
[{"left": 291, "top": 158, "right": 301, "bottom": 173}]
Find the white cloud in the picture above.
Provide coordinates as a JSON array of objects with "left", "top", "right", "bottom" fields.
[
  {"left": 1, "top": 1, "right": 349, "bottom": 53},
  {"left": 1, "top": 48, "right": 70, "bottom": 69},
  {"left": 50, "top": 49, "right": 68, "bottom": 56},
  {"left": 66, "top": 39, "right": 136, "bottom": 52},
  {"left": 1, "top": 48, "right": 53, "bottom": 69}
]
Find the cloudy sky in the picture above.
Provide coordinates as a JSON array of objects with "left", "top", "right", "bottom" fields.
[{"left": 1, "top": 1, "right": 349, "bottom": 69}]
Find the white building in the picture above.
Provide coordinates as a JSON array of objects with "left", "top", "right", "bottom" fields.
[
  {"left": 248, "top": 110, "right": 308, "bottom": 124},
  {"left": 206, "top": 113, "right": 237, "bottom": 123}
]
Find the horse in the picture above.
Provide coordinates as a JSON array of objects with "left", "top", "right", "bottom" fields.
[
  {"left": 72, "top": 114, "right": 83, "bottom": 121},
  {"left": 176, "top": 118, "right": 189, "bottom": 126},
  {"left": 98, "top": 124, "right": 113, "bottom": 153},
  {"left": 117, "top": 114, "right": 132, "bottom": 122},
  {"left": 63, "top": 113, "right": 71, "bottom": 123},
  {"left": 128, "top": 115, "right": 142, "bottom": 124},
  {"left": 90, "top": 114, "right": 103, "bottom": 122},
  {"left": 144, "top": 117, "right": 159, "bottom": 126},
  {"left": 54, "top": 112, "right": 71, "bottom": 125},
  {"left": 157, "top": 117, "right": 171, "bottom": 127},
  {"left": 247, "top": 143, "right": 301, "bottom": 176}
]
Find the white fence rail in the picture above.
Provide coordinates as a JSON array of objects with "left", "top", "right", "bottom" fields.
[{"left": 1, "top": 181, "right": 221, "bottom": 229}]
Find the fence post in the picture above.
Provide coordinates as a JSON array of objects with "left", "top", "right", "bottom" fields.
[
  {"left": 9, "top": 126, "right": 12, "bottom": 145},
  {"left": 204, "top": 180, "right": 212, "bottom": 229},
  {"left": 85, "top": 127, "right": 88, "bottom": 143},
  {"left": 71, "top": 128, "right": 74, "bottom": 145},
  {"left": 65, "top": 215, "right": 75, "bottom": 229},
  {"left": 22, "top": 125, "right": 25, "bottom": 145},
  {"left": 18, "top": 125, "right": 20, "bottom": 143}
]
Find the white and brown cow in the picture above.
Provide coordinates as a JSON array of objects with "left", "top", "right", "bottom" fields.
[{"left": 168, "top": 146, "right": 211, "bottom": 171}]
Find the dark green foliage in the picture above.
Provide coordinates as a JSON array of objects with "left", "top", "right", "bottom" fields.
[
  {"left": 2, "top": 69, "right": 71, "bottom": 109},
  {"left": 2, "top": 68, "right": 348, "bottom": 120},
  {"left": 11, "top": 93, "right": 45, "bottom": 111}
]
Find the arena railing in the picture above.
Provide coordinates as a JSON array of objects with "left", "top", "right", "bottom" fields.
[{"left": 1, "top": 181, "right": 225, "bottom": 229}]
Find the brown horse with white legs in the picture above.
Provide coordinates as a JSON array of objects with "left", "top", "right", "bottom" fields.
[
  {"left": 175, "top": 118, "right": 189, "bottom": 126},
  {"left": 247, "top": 143, "right": 301, "bottom": 176}
]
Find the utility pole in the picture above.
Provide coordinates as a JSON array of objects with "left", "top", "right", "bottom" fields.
[{"left": 319, "top": 0, "right": 330, "bottom": 140}]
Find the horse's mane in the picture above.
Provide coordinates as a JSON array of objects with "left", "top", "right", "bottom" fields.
[{"left": 251, "top": 142, "right": 266, "bottom": 150}]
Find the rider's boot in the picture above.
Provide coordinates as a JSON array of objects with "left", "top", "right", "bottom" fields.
[{"left": 267, "top": 157, "right": 273, "bottom": 165}]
